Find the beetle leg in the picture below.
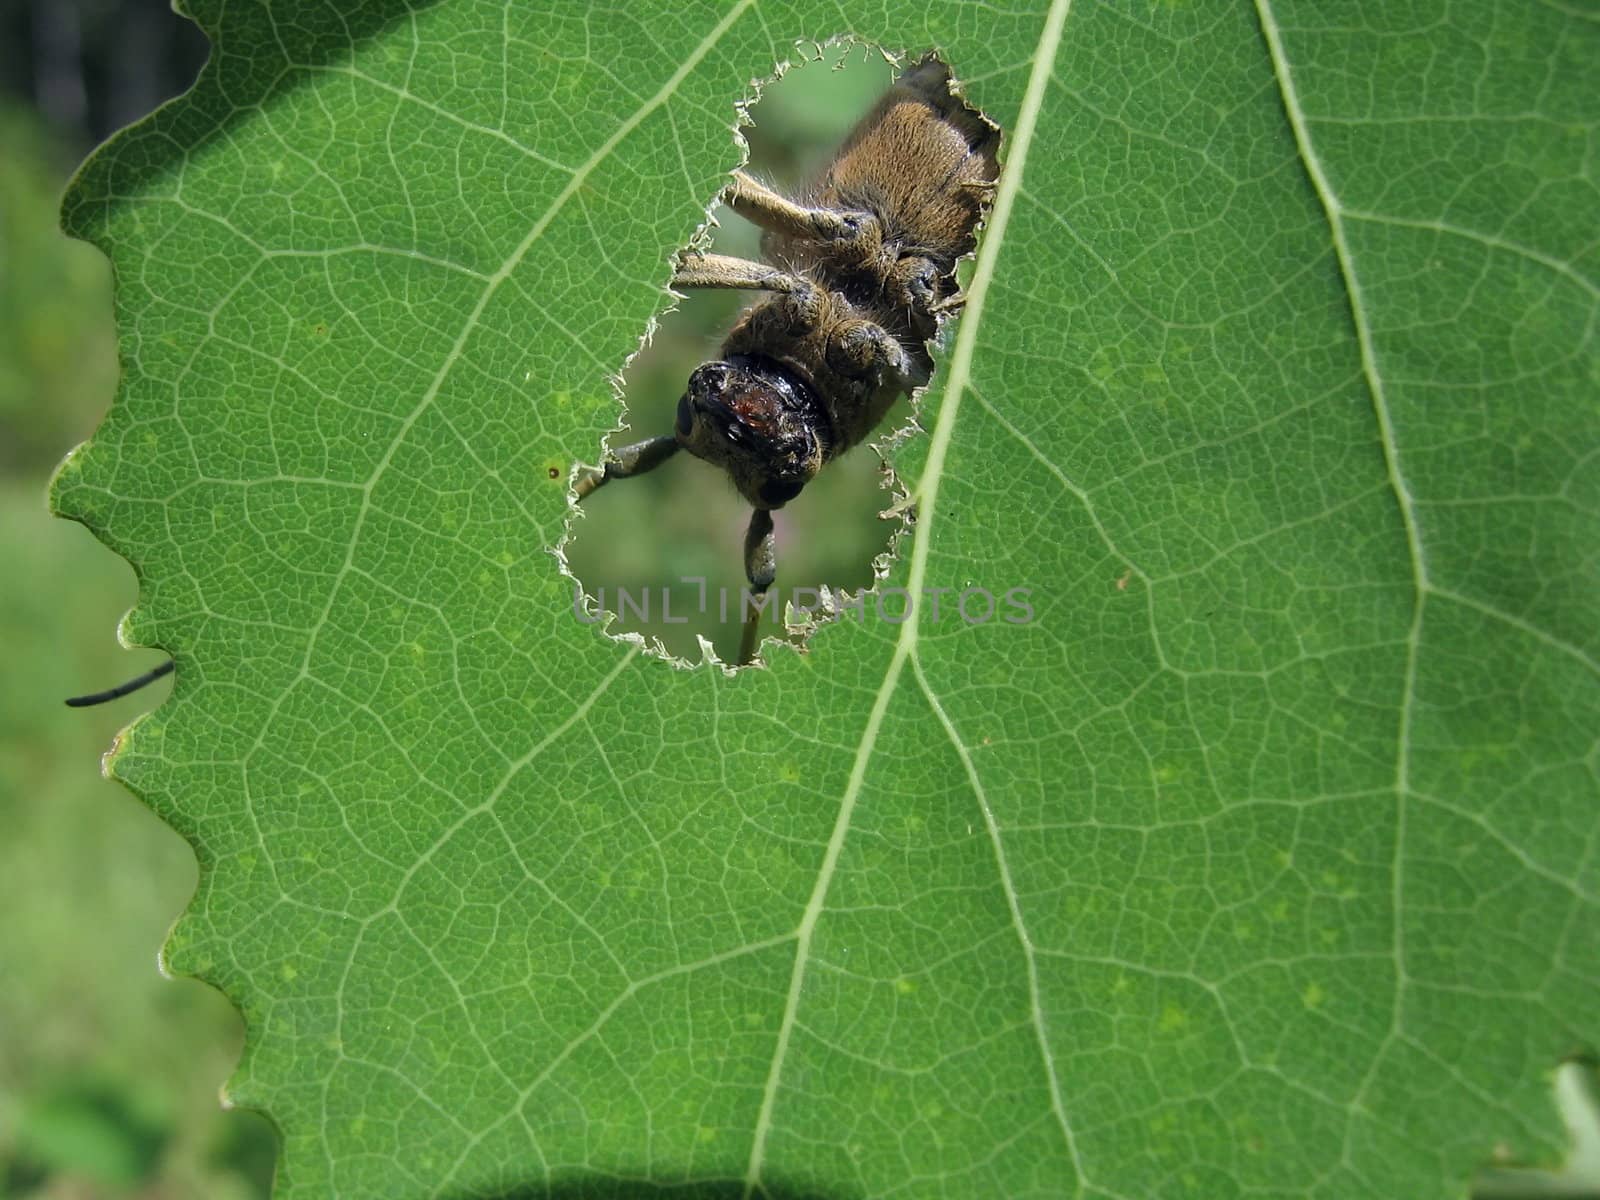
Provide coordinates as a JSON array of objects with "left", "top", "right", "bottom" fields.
[
  {"left": 573, "top": 434, "right": 679, "bottom": 500},
  {"left": 672, "top": 251, "right": 808, "bottom": 295},
  {"left": 680, "top": 254, "right": 827, "bottom": 339},
  {"left": 725, "top": 171, "right": 880, "bottom": 251},
  {"left": 890, "top": 255, "right": 942, "bottom": 319},
  {"left": 738, "top": 507, "right": 776, "bottom": 665},
  {"left": 826, "top": 319, "right": 915, "bottom": 388}
]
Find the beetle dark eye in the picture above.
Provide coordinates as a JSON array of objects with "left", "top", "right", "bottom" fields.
[
  {"left": 675, "top": 394, "right": 693, "bottom": 437},
  {"left": 758, "top": 478, "right": 804, "bottom": 507}
]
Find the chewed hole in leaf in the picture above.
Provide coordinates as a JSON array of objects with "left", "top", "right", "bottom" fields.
[{"left": 561, "top": 44, "right": 917, "bottom": 667}]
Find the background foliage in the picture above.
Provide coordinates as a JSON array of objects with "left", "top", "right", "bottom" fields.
[{"left": 0, "top": 101, "right": 273, "bottom": 1197}]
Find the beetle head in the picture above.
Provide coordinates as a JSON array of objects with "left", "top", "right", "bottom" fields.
[{"left": 675, "top": 356, "right": 827, "bottom": 509}]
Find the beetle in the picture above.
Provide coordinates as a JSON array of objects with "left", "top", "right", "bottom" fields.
[{"left": 575, "top": 53, "right": 999, "bottom": 664}]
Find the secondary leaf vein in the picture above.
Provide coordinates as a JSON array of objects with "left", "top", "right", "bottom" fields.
[{"left": 1255, "top": 0, "right": 1424, "bottom": 1102}]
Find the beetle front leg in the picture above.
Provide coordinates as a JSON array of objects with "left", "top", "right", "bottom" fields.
[
  {"left": 573, "top": 435, "right": 680, "bottom": 500},
  {"left": 738, "top": 507, "right": 777, "bottom": 665}
]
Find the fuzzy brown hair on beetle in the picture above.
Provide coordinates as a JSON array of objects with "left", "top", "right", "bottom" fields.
[{"left": 574, "top": 52, "right": 1000, "bottom": 665}]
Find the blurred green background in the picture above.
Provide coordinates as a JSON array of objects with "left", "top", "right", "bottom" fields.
[
  {"left": 0, "top": 9, "right": 906, "bottom": 1195},
  {"left": 2, "top": 4, "right": 278, "bottom": 1196}
]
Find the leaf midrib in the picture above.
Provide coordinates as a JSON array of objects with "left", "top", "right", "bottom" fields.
[{"left": 739, "top": 0, "right": 1079, "bottom": 1190}]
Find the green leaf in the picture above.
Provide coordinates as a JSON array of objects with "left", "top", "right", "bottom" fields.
[{"left": 52, "top": 1, "right": 1598, "bottom": 1196}]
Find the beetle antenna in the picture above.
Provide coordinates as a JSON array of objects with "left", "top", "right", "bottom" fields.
[{"left": 64, "top": 659, "right": 175, "bottom": 708}]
